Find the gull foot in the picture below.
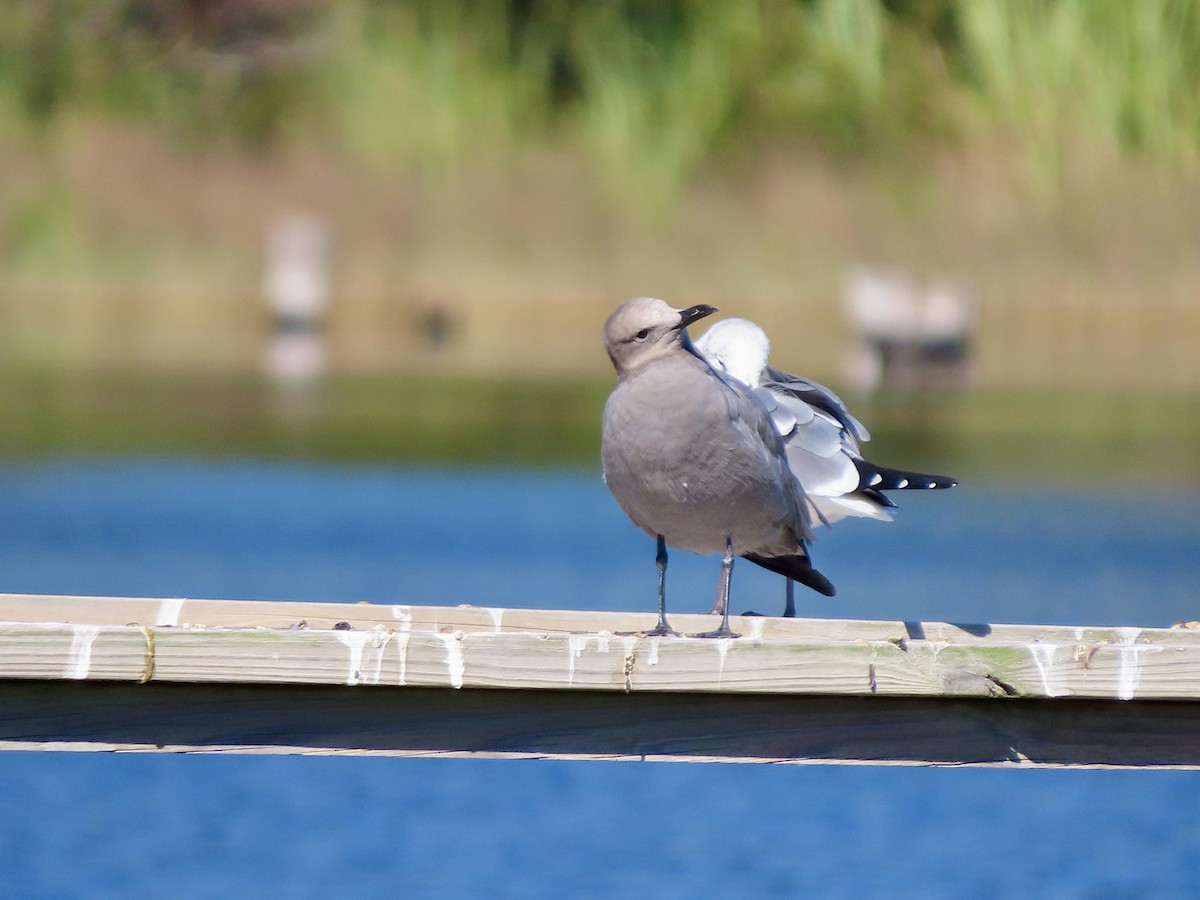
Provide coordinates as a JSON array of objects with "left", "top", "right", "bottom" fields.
[
  {"left": 692, "top": 624, "right": 741, "bottom": 639},
  {"left": 617, "top": 622, "right": 681, "bottom": 638}
]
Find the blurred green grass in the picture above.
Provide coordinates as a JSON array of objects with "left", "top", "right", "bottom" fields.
[{"left": 8, "top": 1, "right": 1200, "bottom": 191}]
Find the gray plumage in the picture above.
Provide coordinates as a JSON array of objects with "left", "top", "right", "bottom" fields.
[{"left": 600, "top": 297, "right": 833, "bottom": 637}]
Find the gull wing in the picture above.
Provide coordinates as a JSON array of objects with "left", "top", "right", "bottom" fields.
[
  {"left": 753, "top": 385, "right": 862, "bottom": 499},
  {"left": 763, "top": 366, "right": 870, "bottom": 444}
]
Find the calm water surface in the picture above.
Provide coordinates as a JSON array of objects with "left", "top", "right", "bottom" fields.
[{"left": 1, "top": 460, "right": 1198, "bottom": 898}]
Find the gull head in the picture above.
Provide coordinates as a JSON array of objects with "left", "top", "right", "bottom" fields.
[
  {"left": 603, "top": 297, "right": 717, "bottom": 374},
  {"left": 693, "top": 317, "right": 770, "bottom": 388}
]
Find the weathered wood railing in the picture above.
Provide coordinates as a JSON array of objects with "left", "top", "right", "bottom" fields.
[{"left": 1, "top": 593, "right": 1199, "bottom": 767}]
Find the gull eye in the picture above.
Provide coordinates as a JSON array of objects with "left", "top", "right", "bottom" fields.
[{"left": 634, "top": 328, "right": 651, "bottom": 341}]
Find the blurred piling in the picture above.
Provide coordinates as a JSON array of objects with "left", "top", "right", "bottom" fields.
[
  {"left": 264, "top": 213, "right": 330, "bottom": 389},
  {"left": 846, "top": 268, "right": 976, "bottom": 392}
]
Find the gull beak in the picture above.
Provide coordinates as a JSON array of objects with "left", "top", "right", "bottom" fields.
[{"left": 678, "top": 304, "right": 718, "bottom": 327}]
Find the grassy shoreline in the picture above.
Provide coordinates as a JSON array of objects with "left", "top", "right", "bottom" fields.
[
  {"left": 4, "top": 4, "right": 1200, "bottom": 391},
  {"left": 3, "top": 368, "right": 1196, "bottom": 488},
  {"left": 6, "top": 132, "right": 1200, "bottom": 391}
]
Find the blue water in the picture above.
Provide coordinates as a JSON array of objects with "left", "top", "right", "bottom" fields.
[{"left": 1, "top": 460, "right": 1199, "bottom": 898}]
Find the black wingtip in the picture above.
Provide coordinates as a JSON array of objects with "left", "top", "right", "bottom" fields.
[
  {"left": 854, "top": 459, "right": 958, "bottom": 493},
  {"left": 742, "top": 553, "right": 837, "bottom": 597}
]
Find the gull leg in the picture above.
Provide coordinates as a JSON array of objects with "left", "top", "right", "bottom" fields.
[
  {"left": 696, "top": 537, "right": 740, "bottom": 639},
  {"left": 644, "top": 534, "right": 679, "bottom": 637},
  {"left": 783, "top": 578, "right": 796, "bottom": 618},
  {"left": 710, "top": 572, "right": 726, "bottom": 616}
]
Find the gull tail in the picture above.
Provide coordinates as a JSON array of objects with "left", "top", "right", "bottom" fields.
[
  {"left": 742, "top": 552, "right": 837, "bottom": 597},
  {"left": 853, "top": 459, "right": 957, "bottom": 493}
]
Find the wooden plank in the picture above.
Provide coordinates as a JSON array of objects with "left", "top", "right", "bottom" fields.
[
  {"left": 2, "top": 681, "right": 1200, "bottom": 768},
  {"left": 0, "top": 623, "right": 151, "bottom": 683},
  {"left": 0, "top": 594, "right": 1197, "bottom": 701},
  {"left": 2, "top": 592, "right": 1200, "bottom": 767},
  {"left": 5, "top": 592, "right": 1200, "bottom": 647},
  {"left": 2, "top": 621, "right": 1198, "bottom": 701}
]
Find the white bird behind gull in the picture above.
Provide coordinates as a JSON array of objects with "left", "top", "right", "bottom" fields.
[
  {"left": 695, "top": 316, "right": 957, "bottom": 615},
  {"left": 601, "top": 298, "right": 834, "bottom": 638}
]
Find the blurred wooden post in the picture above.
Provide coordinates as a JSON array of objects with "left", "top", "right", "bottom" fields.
[
  {"left": 263, "top": 213, "right": 330, "bottom": 387},
  {"left": 846, "top": 267, "right": 976, "bottom": 391}
]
